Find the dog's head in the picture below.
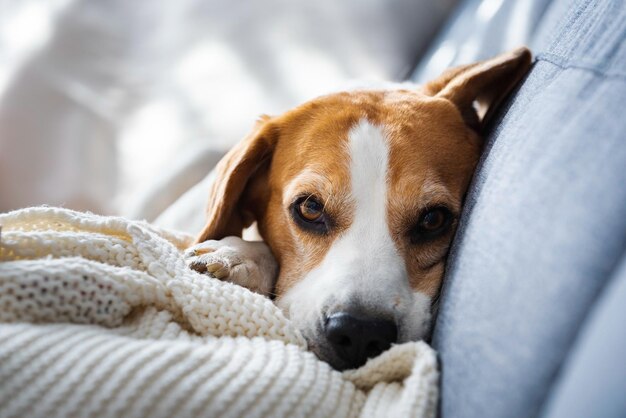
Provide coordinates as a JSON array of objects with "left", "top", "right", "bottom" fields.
[{"left": 197, "top": 48, "right": 531, "bottom": 370}]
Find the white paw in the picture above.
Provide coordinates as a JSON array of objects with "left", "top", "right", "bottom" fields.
[{"left": 184, "top": 236, "right": 277, "bottom": 297}]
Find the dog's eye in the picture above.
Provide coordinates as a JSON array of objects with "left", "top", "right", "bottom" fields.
[
  {"left": 298, "top": 198, "right": 324, "bottom": 222},
  {"left": 291, "top": 196, "right": 329, "bottom": 234},
  {"left": 422, "top": 209, "right": 447, "bottom": 231},
  {"left": 410, "top": 206, "right": 453, "bottom": 243}
]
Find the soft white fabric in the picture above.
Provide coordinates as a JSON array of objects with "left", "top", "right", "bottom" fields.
[{"left": 0, "top": 206, "right": 438, "bottom": 418}]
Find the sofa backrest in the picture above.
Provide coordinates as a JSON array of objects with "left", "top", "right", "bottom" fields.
[{"left": 412, "top": 1, "right": 626, "bottom": 417}]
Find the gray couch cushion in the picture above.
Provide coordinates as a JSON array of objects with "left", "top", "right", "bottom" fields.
[
  {"left": 426, "top": 0, "right": 626, "bottom": 417},
  {"left": 540, "top": 254, "right": 626, "bottom": 418}
]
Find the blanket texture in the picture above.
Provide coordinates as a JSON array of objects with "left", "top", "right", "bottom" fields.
[{"left": 0, "top": 207, "right": 438, "bottom": 418}]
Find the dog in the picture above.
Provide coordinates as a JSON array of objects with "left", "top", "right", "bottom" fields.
[{"left": 184, "top": 47, "right": 531, "bottom": 371}]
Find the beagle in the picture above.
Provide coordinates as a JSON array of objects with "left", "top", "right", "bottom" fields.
[{"left": 185, "top": 47, "right": 532, "bottom": 371}]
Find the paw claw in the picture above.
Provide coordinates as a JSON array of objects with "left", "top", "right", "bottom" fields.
[
  {"left": 188, "top": 260, "right": 208, "bottom": 273},
  {"left": 205, "top": 262, "right": 219, "bottom": 269},
  {"left": 205, "top": 262, "right": 225, "bottom": 273},
  {"left": 189, "top": 247, "right": 214, "bottom": 257},
  {"left": 212, "top": 267, "right": 230, "bottom": 279}
]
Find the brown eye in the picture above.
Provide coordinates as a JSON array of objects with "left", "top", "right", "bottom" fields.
[
  {"left": 410, "top": 206, "right": 453, "bottom": 244},
  {"left": 421, "top": 209, "right": 446, "bottom": 231},
  {"left": 298, "top": 198, "right": 323, "bottom": 222},
  {"left": 292, "top": 195, "right": 330, "bottom": 234}
]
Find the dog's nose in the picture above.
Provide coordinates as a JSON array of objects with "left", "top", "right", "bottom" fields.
[{"left": 324, "top": 312, "right": 397, "bottom": 370}]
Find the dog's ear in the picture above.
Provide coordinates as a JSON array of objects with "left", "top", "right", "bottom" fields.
[
  {"left": 196, "top": 115, "right": 278, "bottom": 243},
  {"left": 424, "top": 47, "right": 532, "bottom": 131}
]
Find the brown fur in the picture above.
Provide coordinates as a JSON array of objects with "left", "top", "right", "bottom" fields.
[{"left": 196, "top": 47, "right": 532, "bottom": 299}]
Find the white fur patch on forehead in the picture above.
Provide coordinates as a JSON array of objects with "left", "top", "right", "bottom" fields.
[
  {"left": 334, "top": 118, "right": 405, "bottom": 290},
  {"left": 347, "top": 120, "right": 390, "bottom": 216}
]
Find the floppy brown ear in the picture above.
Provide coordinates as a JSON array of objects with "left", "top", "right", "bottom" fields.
[
  {"left": 196, "top": 116, "right": 278, "bottom": 243},
  {"left": 424, "top": 46, "right": 532, "bottom": 131}
]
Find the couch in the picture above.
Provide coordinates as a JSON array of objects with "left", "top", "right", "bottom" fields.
[{"left": 411, "top": 0, "right": 626, "bottom": 417}]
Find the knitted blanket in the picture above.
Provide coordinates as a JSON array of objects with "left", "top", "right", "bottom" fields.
[{"left": 0, "top": 207, "right": 438, "bottom": 418}]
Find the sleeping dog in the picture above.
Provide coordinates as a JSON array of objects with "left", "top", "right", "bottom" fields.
[{"left": 185, "top": 47, "right": 531, "bottom": 371}]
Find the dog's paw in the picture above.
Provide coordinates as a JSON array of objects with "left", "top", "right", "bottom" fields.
[{"left": 184, "top": 236, "right": 277, "bottom": 297}]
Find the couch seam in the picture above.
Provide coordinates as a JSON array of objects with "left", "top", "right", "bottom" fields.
[{"left": 536, "top": 52, "right": 626, "bottom": 80}]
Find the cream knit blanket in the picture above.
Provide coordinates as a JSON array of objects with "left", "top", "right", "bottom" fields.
[{"left": 0, "top": 207, "right": 438, "bottom": 418}]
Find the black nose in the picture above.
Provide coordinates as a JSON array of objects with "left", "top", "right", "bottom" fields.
[{"left": 324, "top": 312, "right": 398, "bottom": 370}]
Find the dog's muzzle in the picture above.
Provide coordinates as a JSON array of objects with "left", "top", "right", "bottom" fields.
[{"left": 323, "top": 311, "right": 397, "bottom": 370}]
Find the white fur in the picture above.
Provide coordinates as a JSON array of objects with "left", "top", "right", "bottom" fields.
[{"left": 278, "top": 119, "right": 431, "bottom": 343}]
